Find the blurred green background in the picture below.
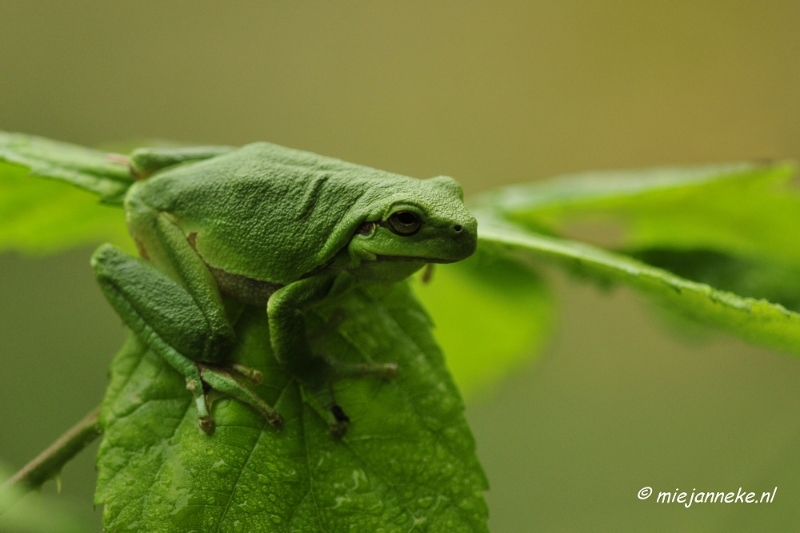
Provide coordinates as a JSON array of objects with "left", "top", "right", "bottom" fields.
[{"left": 2, "top": 2, "right": 800, "bottom": 531}]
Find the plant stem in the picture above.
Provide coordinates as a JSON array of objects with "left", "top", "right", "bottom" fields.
[{"left": 3, "top": 406, "right": 102, "bottom": 494}]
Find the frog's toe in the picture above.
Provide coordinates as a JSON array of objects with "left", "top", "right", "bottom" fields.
[
  {"left": 331, "top": 404, "right": 350, "bottom": 424},
  {"left": 269, "top": 413, "right": 285, "bottom": 430},
  {"left": 329, "top": 405, "right": 350, "bottom": 439},
  {"left": 199, "top": 415, "right": 216, "bottom": 434}
]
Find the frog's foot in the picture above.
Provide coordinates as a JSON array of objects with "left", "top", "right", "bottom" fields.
[
  {"left": 191, "top": 363, "right": 283, "bottom": 434},
  {"left": 302, "top": 383, "right": 351, "bottom": 439},
  {"left": 303, "top": 358, "right": 398, "bottom": 439}
]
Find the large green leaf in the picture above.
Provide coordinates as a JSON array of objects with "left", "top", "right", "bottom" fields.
[
  {"left": 475, "top": 210, "right": 800, "bottom": 357},
  {"left": 95, "top": 283, "right": 488, "bottom": 532},
  {"left": 412, "top": 253, "right": 552, "bottom": 397},
  {"left": 476, "top": 162, "right": 800, "bottom": 265},
  {"left": 0, "top": 161, "right": 131, "bottom": 255}
]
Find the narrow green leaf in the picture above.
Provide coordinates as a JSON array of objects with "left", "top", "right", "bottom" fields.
[
  {"left": 476, "top": 162, "right": 800, "bottom": 266},
  {"left": 0, "top": 161, "right": 131, "bottom": 255},
  {"left": 95, "top": 283, "right": 488, "bottom": 532},
  {"left": 0, "top": 132, "right": 133, "bottom": 204},
  {"left": 628, "top": 248, "right": 800, "bottom": 314},
  {"left": 413, "top": 253, "right": 553, "bottom": 397},
  {"left": 476, "top": 210, "right": 800, "bottom": 357}
]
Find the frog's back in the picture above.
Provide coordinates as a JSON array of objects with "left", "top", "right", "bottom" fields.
[{"left": 133, "top": 143, "right": 405, "bottom": 284}]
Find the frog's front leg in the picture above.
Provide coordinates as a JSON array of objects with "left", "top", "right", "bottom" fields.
[
  {"left": 92, "top": 197, "right": 282, "bottom": 434},
  {"left": 267, "top": 274, "right": 397, "bottom": 436}
]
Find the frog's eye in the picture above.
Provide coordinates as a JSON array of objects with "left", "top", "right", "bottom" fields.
[{"left": 387, "top": 211, "right": 422, "bottom": 236}]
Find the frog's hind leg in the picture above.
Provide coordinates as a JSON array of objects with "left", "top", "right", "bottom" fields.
[
  {"left": 93, "top": 244, "right": 282, "bottom": 433},
  {"left": 93, "top": 194, "right": 282, "bottom": 433},
  {"left": 93, "top": 243, "right": 217, "bottom": 429}
]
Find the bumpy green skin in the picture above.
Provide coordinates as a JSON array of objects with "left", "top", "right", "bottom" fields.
[{"left": 92, "top": 142, "right": 477, "bottom": 433}]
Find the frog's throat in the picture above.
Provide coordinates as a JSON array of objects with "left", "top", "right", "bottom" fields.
[{"left": 188, "top": 229, "right": 454, "bottom": 306}]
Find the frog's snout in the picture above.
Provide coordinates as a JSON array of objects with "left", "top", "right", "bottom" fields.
[
  {"left": 448, "top": 217, "right": 478, "bottom": 259},
  {"left": 452, "top": 216, "right": 477, "bottom": 239},
  {"left": 452, "top": 222, "right": 473, "bottom": 241}
]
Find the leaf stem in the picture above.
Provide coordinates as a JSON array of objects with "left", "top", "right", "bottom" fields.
[{"left": 3, "top": 406, "right": 102, "bottom": 494}]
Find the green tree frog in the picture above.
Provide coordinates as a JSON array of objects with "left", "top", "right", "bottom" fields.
[{"left": 91, "top": 142, "right": 477, "bottom": 435}]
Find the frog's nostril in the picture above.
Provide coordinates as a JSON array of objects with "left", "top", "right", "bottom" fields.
[{"left": 454, "top": 224, "right": 463, "bottom": 232}]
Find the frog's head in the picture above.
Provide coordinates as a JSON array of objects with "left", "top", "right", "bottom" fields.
[{"left": 349, "top": 175, "right": 477, "bottom": 265}]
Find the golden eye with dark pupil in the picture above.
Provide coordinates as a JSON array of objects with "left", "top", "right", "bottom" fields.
[{"left": 387, "top": 211, "right": 422, "bottom": 236}]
